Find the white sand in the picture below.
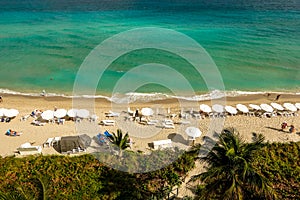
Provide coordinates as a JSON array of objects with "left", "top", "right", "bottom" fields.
[{"left": 0, "top": 93, "right": 299, "bottom": 157}]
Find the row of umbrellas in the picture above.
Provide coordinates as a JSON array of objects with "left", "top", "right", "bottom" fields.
[
  {"left": 0, "top": 108, "right": 19, "bottom": 118},
  {"left": 41, "top": 109, "right": 90, "bottom": 121},
  {"left": 200, "top": 102, "right": 300, "bottom": 115}
]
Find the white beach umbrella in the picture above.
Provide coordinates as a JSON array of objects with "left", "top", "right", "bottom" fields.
[
  {"left": 249, "top": 104, "right": 261, "bottom": 111},
  {"left": 270, "top": 103, "right": 284, "bottom": 111},
  {"left": 225, "top": 106, "right": 238, "bottom": 115},
  {"left": 283, "top": 103, "right": 297, "bottom": 112},
  {"left": 67, "top": 109, "right": 78, "bottom": 118},
  {"left": 4, "top": 109, "right": 19, "bottom": 118},
  {"left": 236, "top": 104, "right": 249, "bottom": 113},
  {"left": 295, "top": 103, "right": 300, "bottom": 110},
  {"left": 0, "top": 108, "right": 8, "bottom": 117},
  {"left": 54, "top": 109, "right": 67, "bottom": 118},
  {"left": 41, "top": 110, "right": 54, "bottom": 120},
  {"left": 260, "top": 104, "right": 274, "bottom": 113},
  {"left": 212, "top": 104, "right": 224, "bottom": 113},
  {"left": 200, "top": 104, "right": 212, "bottom": 113},
  {"left": 77, "top": 109, "right": 90, "bottom": 118},
  {"left": 185, "top": 127, "right": 202, "bottom": 139},
  {"left": 141, "top": 107, "right": 154, "bottom": 116}
]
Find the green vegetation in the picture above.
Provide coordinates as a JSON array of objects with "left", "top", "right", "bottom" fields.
[
  {"left": 111, "top": 129, "right": 130, "bottom": 157},
  {"left": 0, "top": 148, "right": 196, "bottom": 199},
  {"left": 0, "top": 128, "right": 299, "bottom": 199},
  {"left": 192, "top": 128, "right": 275, "bottom": 199},
  {"left": 253, "top": 142, "right": 300, "bottom": 199}
]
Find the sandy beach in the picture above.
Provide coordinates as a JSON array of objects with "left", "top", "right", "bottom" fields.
[{"left": 0, "top": 93, "right": 299, "bottom": 157}]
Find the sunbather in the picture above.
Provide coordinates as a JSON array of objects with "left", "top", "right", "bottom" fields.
[
  {"left": 5, "top": 129, "right": 22, "bottom": 136},
  {"left": 289, "top": 125, "right": 296, "bottom": 133}
]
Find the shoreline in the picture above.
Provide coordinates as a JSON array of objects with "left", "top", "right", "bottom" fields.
[
  {"left": 1, "top": 89, "right": 299, "bottom": 104},
  {"left": 0, "top": 93, "right": 299, "bottom": 158}
]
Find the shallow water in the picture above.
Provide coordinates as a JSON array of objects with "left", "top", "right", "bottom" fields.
[{"left": 0, "top": 0, "right": 299, "bottom": 98}]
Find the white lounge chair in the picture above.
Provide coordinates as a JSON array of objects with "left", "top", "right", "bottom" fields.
[
  {"left": 163, "top": 123, "right": 175, "bottom": 129},
  {"left": 89, "top": 114, "right": 98, "bottom": 122},
  {"left": 177, "top": 120, "right": 191, "bottom": 125},
  {"left": 43, "top": 138, "right": 54, "bottom": 147},
  {"left": 147, "top": 120, "right": 159, "bottom": 125},
  {"left": 52, "top": 137, "right": 61, "bottom": 145},
  {"left": 20, "top": 115, "right": 30, "bottom": 121},
  {"left": 153, "top": 139, "right": 172, "bottom": 150},
  {"left": 17, "top": 143, "right": 42, "bottom": 155},
  {"left": 31, "top": 120, "right": 46, "bottom": 126},
  {"left": 100, "top": 120, "right": 115, "bottom": 126},
  {"left": 127, "top": 107, "right": 134, "bottom": 115},
  {"left": 163, "top": 119, "right": 174, "bottom": 125},
  {"left": 105, "top": 111, "right": 120, "bottom": 118}
]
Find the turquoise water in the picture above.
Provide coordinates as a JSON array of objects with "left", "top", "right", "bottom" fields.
[{"left": 0, "top": 1, "right": 299, "bottom": 97}]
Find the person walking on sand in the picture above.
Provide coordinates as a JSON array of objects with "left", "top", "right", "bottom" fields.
[
  {"left": 281, "top": 121, "right": 288, "bottom": 131},
  {"left": 0, "top": 96, "right": 3, "bottom": 103},
  {"left": 274, "top": 94, "right": 281, "bottom": 101}
]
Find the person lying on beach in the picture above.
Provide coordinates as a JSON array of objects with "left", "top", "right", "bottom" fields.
[
  {"left": 5, "top": 129, "right": 22, "bottom": 136},
  {"left": 289, "top": 125, "right": 296, "bottom": 133}
]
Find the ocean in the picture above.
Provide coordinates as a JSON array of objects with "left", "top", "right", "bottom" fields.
[{"left": 0, "top": 0, "right": 299, "bottom": 102}]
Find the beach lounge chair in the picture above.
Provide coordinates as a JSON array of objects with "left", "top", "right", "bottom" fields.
[
  {"left": 103, "top": 131, "right": 114, "bottom": 142},
  {"left": 43, "top": 138, "right": 54, "bottom": 147},
  {"left": 100, "top": 120, "right": 115, "bottom": 126},
  {"left": 20, "top": 115, "right": 30, "bottom": 121},
  {"left": 104, "top": 130, "right": 113, "bottom": 138},
  {"left": 127, "top": 107, "right": 134, "bottom": 115},
  {"left": 163, "top": 123, "right": 175, "bottom": 129},
  {"left": 147, "top": 119, "right": 159, "bottom": 125},
  {"left": 52, "top": 137, "right": 61, "bottom": 146},
  {"left": 105, "top": 111, "right": 120, "bottom": 118},
  {"left": 31, "top": 120, "right": 46, "bottom": 126},
  {"left": 57, "top": 118, "right": 65, "bottom": 125},
  {"left": 89, "top": 114, "right": 98, "bottom": 122},
  {"left": 153, "top": 139, "right": 172, "bottom": 150},
  {"left": 176, "top": 120, "right": 191, "bottom": 125},
  {"left": 17, "top": 142, "right": 42, "bottom": 156},
  {"left": 162, "top": 119, "right": 175, "bottom": 128}
]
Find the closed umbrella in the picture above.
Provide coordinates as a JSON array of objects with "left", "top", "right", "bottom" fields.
[
  {"left": 141, "top": 107, "right": 154, "bottom": 116},
  {"left": 4, "top": 109, "right": 19, "bottom": 118},
  {"left": 41, "top": 110, "right": 54, "bottom": 120},
  {"left": 67, "top": 109, "right": 78, "bottom": 118},
  {"left": 185, "top": 127, "right": 202, "bottom": 139},
  {"left": 260, "top": 104, "right": 273, "bottom": 113},
  {"left": 225, "top": 106, "right": 237, "bottom": 115},
  {"left": 212, "top": 104, "right": 224, "bottom": 113},
  {"left": 283, "top": 103, "right": 297, "bottom": 112},
  {"left": 77, "top": 109, "right": 90, "bottom": 118},
  {"left": 271, "top": 103, "right": 284, "bottom": 111},
  {"left": 249, "top": 104, "right": 261, "bottom": 111},
  {"left": 236, "top": 104, "right": 249, "bottom": 113},
  {"left": 200, "top": 104, "right": 212, "bottom": 113},
  {"left": 54, "top": 109, "right": 67, "bottom": 118}
]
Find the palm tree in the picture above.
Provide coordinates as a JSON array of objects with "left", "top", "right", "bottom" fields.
[
  {"left": 111, "top": 129, "right": 130, "bottom": 157},
  {"left": 191, "top": 128, "right": 276, "bottom": 200}
]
